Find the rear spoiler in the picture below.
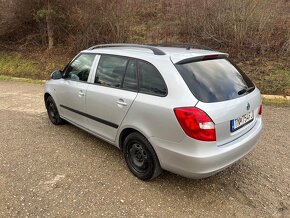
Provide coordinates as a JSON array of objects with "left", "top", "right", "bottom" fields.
[{"left": 174, "top": 53, "right": 229, "bottom": 65}]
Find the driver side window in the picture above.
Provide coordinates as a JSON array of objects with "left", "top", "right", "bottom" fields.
[{"left": 64, "top": 53, "right": 96, "bottom": 82}]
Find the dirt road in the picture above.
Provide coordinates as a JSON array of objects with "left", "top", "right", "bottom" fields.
[{"left": 0, "top": 81, "right": 289, "bottom": 217}]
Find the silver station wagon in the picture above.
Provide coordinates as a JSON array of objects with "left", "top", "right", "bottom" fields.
[{"left": 44, "top": 44, "right": 262, "bottom": 180}]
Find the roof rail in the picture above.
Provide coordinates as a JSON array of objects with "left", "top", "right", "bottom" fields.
[
  {"left": 149, "top": 43, "right": 214, "bottom": 51},
  {"left": 87, "top": 43, "right": 166, "bottom": 55}
]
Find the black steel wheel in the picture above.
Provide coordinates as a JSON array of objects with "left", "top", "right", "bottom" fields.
[
  {"left": 45, "top": 96, "right": 65, "bottom": 125},
  {"left": 123, "top": 132, "right": 162, "bottom": 180}
]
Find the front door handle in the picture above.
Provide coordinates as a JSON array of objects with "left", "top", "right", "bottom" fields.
[
  {"left": 78, "top": 90, "right": 85, "bottom": 97},
  {"left": 116, "top": 99, "right": 127, "bottom": 106}
]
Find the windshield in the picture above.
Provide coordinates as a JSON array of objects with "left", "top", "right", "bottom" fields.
[{"left": 175, "top": 59, "right": 255, "bottom": 103}]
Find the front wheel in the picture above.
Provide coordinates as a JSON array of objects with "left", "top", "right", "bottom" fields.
[
  {"left": 45, "top": 96, "right": 65, "bottom": 125},
  {"left": 123, "top": 132, "right": 162, "bottom": 180}
]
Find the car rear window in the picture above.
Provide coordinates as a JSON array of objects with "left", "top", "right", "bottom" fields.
[{"left": 175, "top": 59, "right": 254, "bottom": 103}]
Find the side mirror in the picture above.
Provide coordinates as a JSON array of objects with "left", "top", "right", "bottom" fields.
[{"left": 51, "top": 70, "right": 63, "bottom": 80}]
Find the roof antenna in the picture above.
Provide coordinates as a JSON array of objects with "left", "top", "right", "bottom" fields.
[{"left": 186, "top": 44, "right": 191, "bottom": 50}]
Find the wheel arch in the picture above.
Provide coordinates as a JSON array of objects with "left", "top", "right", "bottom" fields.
[
  {"left": 44, "top": 92, "right": 59, "bottom": 111},
  {"left": 118, "top": 127, "right": 153, "bottom": 153},
  {"left": 118, "top": 128, "right": 139, "bottom": 152},
  {"left": 44, "top": 92, "right": 51, "bottom": 108}
]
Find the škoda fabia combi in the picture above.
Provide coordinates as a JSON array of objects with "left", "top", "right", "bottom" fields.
[{"left": 44, "top": 44, "right": 262, "bottom": 180}]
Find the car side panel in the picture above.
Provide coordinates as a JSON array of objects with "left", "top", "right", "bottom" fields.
[
  {"left": 85, "top": 85, "right": 138, "bottom": 142},
  {"left": 55, "top": 80, "right": 88, "bottom": 126}
]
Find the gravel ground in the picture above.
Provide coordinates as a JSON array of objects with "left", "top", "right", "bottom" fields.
[{"left": 0, "top": 81, "right": 289, "bottom": 217}]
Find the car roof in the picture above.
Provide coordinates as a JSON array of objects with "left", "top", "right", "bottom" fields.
[{"left": 82, "top": 44, "right": 228, "bottom": 64}]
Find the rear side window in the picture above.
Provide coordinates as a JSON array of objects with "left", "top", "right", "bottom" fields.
[
  {"left": 175, "top": 59, "right": 254, "bottom": 103},
  {"left": 122, "top": 59, "right": 138, "bottom": 91},
  {"left": 95, "top": 55, "right": 128, "bottom": 88},
  {"left": 138, "top": 61, "right": 167, "bottom": 96}
]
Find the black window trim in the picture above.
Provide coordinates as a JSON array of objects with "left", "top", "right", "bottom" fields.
[
  {"left": 90, "top": 53, "right": 168, "bottom": 97},
  {"left": 120, "top": 58, "right": 139, "bottom": 92},
  {"left": 61, "top": 52, "right": 169, "bottom": 97}
]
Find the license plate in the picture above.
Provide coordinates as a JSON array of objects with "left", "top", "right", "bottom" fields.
[{"left": 230, "top": 111, "right": 254, "bottom": 132}]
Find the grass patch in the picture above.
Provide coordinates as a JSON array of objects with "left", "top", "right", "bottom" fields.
[
  {"left": 238, "top": 58, "right": 290, "bottom": 96},
  {"left": 262, "top": 97, "right": 290, "bottom": 107},
  {"left": 0, "top": 75, "right": 45, "bottom": 84},
  {"left": 0, "top": 52, "right": 40, "bottom": 78},
  {"left": 0, "top": 50, "right": 69, "bottom": 80}
]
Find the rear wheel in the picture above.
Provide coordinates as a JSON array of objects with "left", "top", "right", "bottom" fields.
[
  {"left": 45, "top": 96, "right": 65, "bottom": 125},
  {"left": 123, "top": 132, "right": 162, "bottom": 180}
]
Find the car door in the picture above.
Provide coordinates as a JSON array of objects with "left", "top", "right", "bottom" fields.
[
  {"left": 85, "top": 55, "right": 138, "bottom": 142},
  {"left": 57, "top": 53, "right": 97, "bottom": 127}
]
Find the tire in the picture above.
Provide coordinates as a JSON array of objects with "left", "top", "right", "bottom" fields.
[
  {"left": 45, "top": 96, "right": 65, "bottom": 125},
  {"left": 123, "top": 132, "right": 162, "bottom": 180}
]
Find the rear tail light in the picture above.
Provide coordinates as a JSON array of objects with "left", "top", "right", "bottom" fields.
[
  {"left": 174, "top": 107, "right": 216, "bottom": 141},
  {"left": 258, "top": 104, "right": 262, "bottom": 115}
]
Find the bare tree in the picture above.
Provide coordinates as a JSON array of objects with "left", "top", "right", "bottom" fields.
[{"left": 46, "top": 0, "right": 54, "bottom": 49}]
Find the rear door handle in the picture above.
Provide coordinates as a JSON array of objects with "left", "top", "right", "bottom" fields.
[
  {"left": 116, "top": 99, "right": 127, "bottom": 106},
  {"left": 78, "top": 90, "right": 85, "bottom": 97}
]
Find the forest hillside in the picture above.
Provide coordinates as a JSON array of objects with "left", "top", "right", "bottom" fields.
[{"left": 0, "top": 0, "right": 289, "bottom": 95}]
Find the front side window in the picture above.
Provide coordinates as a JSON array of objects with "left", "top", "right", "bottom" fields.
[
  {"left": 63, "top": 53, "right": 96, "bottom": 82},
  {"left": 95, "top": 55, "right": 128, "bottom": 88},
  {"left": 138, "top": 61, "right": 167, "bottom": 96}
]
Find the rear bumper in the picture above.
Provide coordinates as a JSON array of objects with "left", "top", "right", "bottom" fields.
[{"left": 150, "top": 117, "right": 262, "bottom": 179}]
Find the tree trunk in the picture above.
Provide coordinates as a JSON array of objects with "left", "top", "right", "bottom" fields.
[{"left": 46, "top": 0, "right": 54, "bottom": 49}]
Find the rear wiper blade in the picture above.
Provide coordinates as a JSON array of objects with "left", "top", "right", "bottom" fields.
[{"left": 238, "top": 86, "right": 255, "bottom": 95}]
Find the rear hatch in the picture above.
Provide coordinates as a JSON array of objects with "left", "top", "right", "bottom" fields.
[{"left": 174, "top": 56, "right": 261, "bottom": 146}]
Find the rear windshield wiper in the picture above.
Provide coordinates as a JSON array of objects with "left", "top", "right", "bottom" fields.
[{"left": 238, "top": 86, "right": 255, "bottom": 95}]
